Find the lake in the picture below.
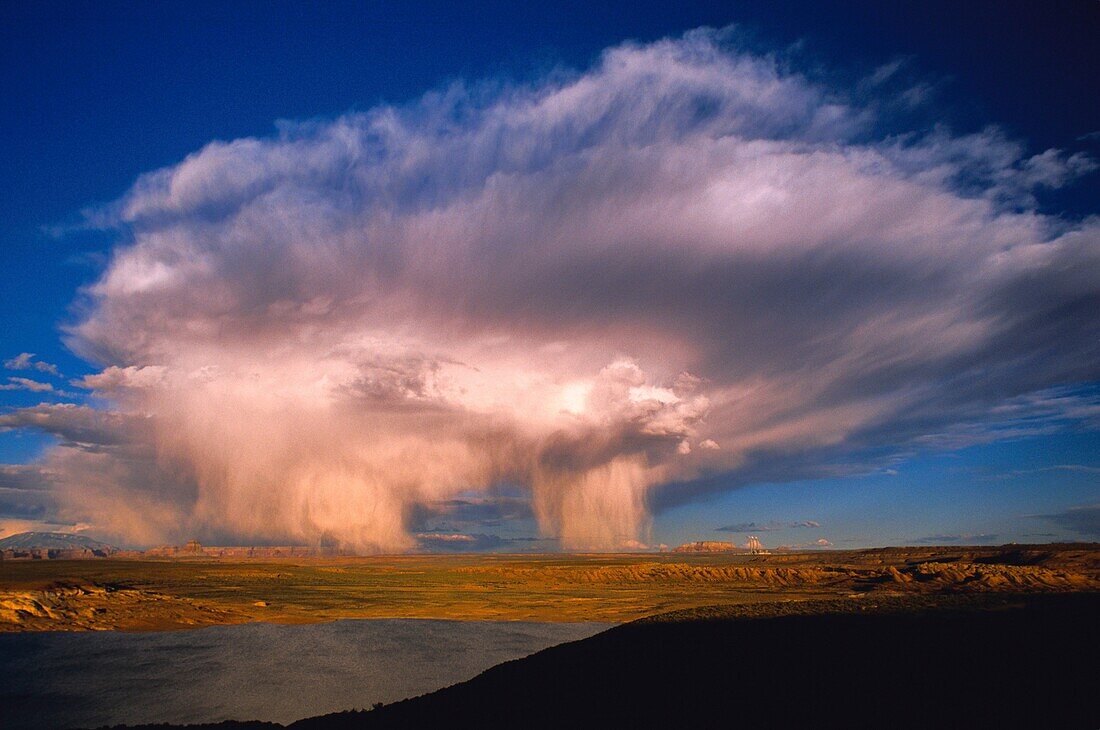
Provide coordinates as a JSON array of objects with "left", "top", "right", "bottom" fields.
[{"left": 0, "top": 619, "right": 611, "bottom": 729}]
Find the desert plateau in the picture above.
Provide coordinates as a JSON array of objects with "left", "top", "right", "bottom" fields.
[{"left": 2, "top": 543, "right": 1097, "bottom": 631}]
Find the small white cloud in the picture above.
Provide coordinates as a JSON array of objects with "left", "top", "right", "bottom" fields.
[
  {"left": 75, "top": 365, "right": 167, "bottom": 392},
  {"left": 0, "top": 377, "right": 54, "bottom": 393},
  {"left": 3, "top": 353, "right": 59, "bottom": 376},
  {"left": 3, "top": 353, "right": 33, "bottom": 370}
]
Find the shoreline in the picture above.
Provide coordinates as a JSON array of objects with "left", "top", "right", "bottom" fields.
[
  {"left": 75, "top": 591, "right": 1100, "bottom": 730},
  {"left": 2, "top": 617, "right": 613, "bottom": 730}
]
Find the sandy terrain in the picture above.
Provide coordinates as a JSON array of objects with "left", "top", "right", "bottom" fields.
[{"left": 1, "top": 544, "right": 1096, "bottom": 631}]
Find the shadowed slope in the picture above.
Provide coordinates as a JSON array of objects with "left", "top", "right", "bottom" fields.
[{"left": 290, "top": 594, "right": 1097, "bottom": 730}]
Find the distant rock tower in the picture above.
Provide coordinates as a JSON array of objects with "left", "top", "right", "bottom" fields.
[{"left": 184, "top": 539, "right": 203, "bottom": 554}]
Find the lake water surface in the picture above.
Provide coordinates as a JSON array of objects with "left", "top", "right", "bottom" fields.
[{"left": 0, "top": 619, "right": 611, "bottom": 729}]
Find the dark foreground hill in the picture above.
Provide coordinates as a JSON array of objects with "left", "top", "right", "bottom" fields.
[{"left": 108, "top": 593, "right": 1098, "bottom": 730}]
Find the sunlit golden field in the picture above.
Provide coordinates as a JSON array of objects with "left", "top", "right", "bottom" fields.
[{"left": 1, "top": 544, "right": 1096, "bottom": 631}]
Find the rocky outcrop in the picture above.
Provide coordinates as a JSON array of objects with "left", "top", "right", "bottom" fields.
[
  {"left": 458, "top": 558, "right": 1099, "bottom": 592},
  {"left": 0, "top": 584, "right": 240, "bottom": 632},
  {"left": 672, "top": 541, "right": 746, "bottom": 553}
]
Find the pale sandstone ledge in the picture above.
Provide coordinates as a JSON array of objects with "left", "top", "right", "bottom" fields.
[
  {"left": 0, "top": 584, "right": 243, "bottom": 632},
  {"left": 672, "top": 540, "right": 749, "bottom": 553}
]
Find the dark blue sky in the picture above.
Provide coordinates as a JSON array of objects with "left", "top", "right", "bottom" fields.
[{"left": 1, "top": 1, "right": 1097, "bottom": 547}]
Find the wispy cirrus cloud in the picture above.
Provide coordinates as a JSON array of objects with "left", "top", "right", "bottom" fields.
[
  {"left": 1000, "top": 464, "right": 1100, "bottom": 478},
  {"left": 914, "top": 533, "right": 1000, "bottom": 545},
  {"left": 414, "top": 530, "right": 555, "bottom": 553},
  {"left": 716, "top": 520, "right": 821, "bottom": 533},
  {"left": 1027, "top": 504, "right": 1100, "bottom": 539},
  {"left": 1, "top": 28, "right": 1097, "bottom": 551},
  {"left": 775, "top": 537, "right": 833, "bottom": 550}
]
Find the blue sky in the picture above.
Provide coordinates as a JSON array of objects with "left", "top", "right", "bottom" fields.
[{"left": 1, "top": 1, "right": 1097, "bottom": 549}]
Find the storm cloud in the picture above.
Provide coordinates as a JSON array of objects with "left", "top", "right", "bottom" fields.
[{"left": 7, "top": 29, "right": 1097, "bottom": 550}]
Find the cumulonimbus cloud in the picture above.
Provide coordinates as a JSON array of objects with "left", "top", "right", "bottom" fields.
[{"left": 6, "top": 29, "right": 1097, "bottom": 550}]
